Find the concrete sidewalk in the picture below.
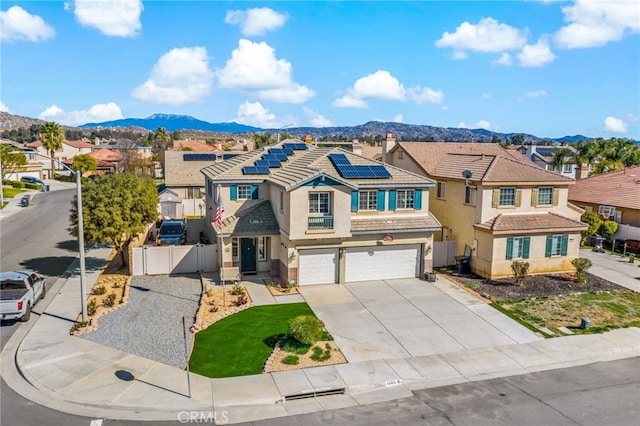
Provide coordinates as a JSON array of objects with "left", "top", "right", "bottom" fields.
[
  {"left": 579, "top": 249, "right": 640, "bottom": 292},
  {"left": 2, "top": 248, "right": 639, "bottom": 424}
]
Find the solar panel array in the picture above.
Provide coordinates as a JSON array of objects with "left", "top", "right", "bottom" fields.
[
  {"left": 283, "top": 143, "right": 308, "bottom": 150},
  {"left": 242, "top": 166, "right": 270, "bottom": 175},
  {"left": 183, "top": 153, "right": 218, "bottom": 161},
  {"left": 242, "top": 144, "right": 302, "bottom": 175},
  {"left": 328, "top": 153, "right": 391, "bottom": 179}
]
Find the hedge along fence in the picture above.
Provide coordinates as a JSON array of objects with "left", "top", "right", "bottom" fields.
[{"left": 8, "top": 181, "right": 41, "bottom": 190}]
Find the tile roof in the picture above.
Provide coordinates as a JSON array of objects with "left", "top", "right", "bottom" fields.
[
  {"left": 351, "top": 213, "right": 441, "bottom": 233},
  {"left": 474, "top": 212, "right": 587, "bottom": 234},
  {"left": 201, "top": 140, "right": 435, "bottom": 190},
  {"left": 218, "top": 200, "right": 280, "bottom": 237},
  {"left": 568, "top": 166, "right": 640, "bottom": 210},
  {"left": 170, "top": 140, "right": 217, "bottom": 152},
  {"left": 396, "top": 142, "right": 573, "bottom": 184},
  {"left": 65, "top": 140, "right": 95, "bottom": 149}
]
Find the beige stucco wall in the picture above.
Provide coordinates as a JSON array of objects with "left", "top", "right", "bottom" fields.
[
  {"left": 288, "top": 183, "right": 353, "bottom": 240},
  {"left": 479, "top": 185, "right": 578, "bottom": 223}
]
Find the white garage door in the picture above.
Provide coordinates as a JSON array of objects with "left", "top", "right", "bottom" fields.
[
  {"left": 298, "top": 249, "right": 338, "bottom": 285},
  {"left": 345, "top": 245, "right": 420, "bottom": 282}
]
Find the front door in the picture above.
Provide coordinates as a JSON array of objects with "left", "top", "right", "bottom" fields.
[{"left": 241, "top": 238, "right": 257, "bottom": 274}]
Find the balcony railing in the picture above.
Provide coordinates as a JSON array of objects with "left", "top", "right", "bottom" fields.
[{"left": 308, "top": 216, "right": 334, "bottom": 230}]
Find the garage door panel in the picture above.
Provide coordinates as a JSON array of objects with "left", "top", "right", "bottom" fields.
[
  {"left": 298, "top": 249, "right": 338, "bottom": 285},
  {"left": 345, "top": 245, "right": 419, "bottom": 282}
]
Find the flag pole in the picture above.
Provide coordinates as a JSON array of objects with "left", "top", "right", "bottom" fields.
[{"left": 217, "top": 184, "right": 225, "bottom": 307}]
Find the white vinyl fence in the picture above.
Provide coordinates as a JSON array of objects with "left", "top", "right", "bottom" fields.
[
  {"left": 613, "top": 224, "right": 640, "bottom": 242},
  {"left": 132, "top": 244, "right": 218, "bottom": 276}
]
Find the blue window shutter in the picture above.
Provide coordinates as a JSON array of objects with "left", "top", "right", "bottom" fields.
[
  {"left": 251, "top": 185, "right": 259, "bottom": 199},
  {"left": 377, "top": 190, "right": 385, "bottom": 211},
  {"left": 351, "top": 191, "right": 358, "bottom": 212},
  {"left": 561, "top": 234, "right": 569, "bottom": 256},
  {"left": 523, "top": 237, "right": 530, "bottom": 259},
  {"left": 545, "top": 235, "right": 552, "bottom": 257},
  {"left": 389, "top": 190, "right": 397, "bottom": 211},
  {"left": 414, "top": 189, "right": 422, "bottom": 210},
  {"left": 506, "top": 237, "right": 513, "bottom": 260},
  {"left": 230, "top": 185, "right": 237, "bottom": 200}
]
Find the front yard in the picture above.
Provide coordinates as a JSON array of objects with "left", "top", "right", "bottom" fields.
[{"left": 443, "top": 269, "right": 640, "bottom": 337}]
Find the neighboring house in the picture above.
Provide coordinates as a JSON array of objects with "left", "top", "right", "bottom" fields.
[
  {"left": 568, "top": 166, "right": 640, "bottom": 241},
  {"left": 25, "top": 139, "right": 94, "bottom": 178},
  {"left": 165, "top": 150, "right": 239, "bottom": 217},
  {"left": 0, "top": 140, "right": 44, "bottom": 180},
  {"left": 386, "top": 142, "right": 586, "bottom": 279},
  {"left": 93, "top": 140, "right": 155, "bottom": 177},
  {"left": 63, "top": 148, "right": 125, "bottom": 175},
  {"left": 171, "top": 140, "right": 218, "bottom": 152},
  {"left": 517, "top": 145, "right": 589, "bottom": 179},
  {"left": 201, "top": 140, "right": 441, "bottom": 285}
]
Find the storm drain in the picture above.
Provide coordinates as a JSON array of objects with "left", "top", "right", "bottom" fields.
[{"left": 283, "top": 388, "right": 346, "bottom": 401}]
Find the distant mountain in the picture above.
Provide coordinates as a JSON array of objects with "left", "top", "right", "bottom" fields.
[
  {"left": 80, "top": 113, "right": 260, "bottom": 133},
  {"left": 550, "top": 134, "right": 591, "bottom": 143}
]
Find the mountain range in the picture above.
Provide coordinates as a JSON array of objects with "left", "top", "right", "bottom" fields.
[{"left": 1, "top": 111, "right": 592, "bottom": 143}]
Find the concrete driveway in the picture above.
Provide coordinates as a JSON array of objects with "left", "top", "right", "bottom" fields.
[
  {"left": 579, "top": 249, "right": 640, "bottom": 292},
  {"left": 300, "top": 277, "right": 540, "bottom": 363}
]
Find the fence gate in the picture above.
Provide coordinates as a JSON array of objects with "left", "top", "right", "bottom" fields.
[
  {"left": 132, "top": 244, "right": 218, "bottom": 276},
  {"left": 433, "top": 240, "right": 457, "bottom": 267}
]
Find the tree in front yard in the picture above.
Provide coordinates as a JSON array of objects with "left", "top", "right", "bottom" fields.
[
  {"left": 511, "top": 260, "right": 530, "bottom": 286},
  {"left": 571, "top": 257, "right": 593, "bottom": 284},
  {"left": 598, "top": 220, "right": 618, "bottom": 241},
  {"left": 68, "top": 173, "right": 158, "bottom": 266},
  {"left": 580, "top": 210, "right": 602, "bottom": 245},
  {"left": 72, "top": 154, "right": 97, "bottom": 176},
  {"left": 289, "top": 315, "right": 325, "bottom": 345},
  {"left": 1, "top": 148, "right": 27, "bottom": 181}
]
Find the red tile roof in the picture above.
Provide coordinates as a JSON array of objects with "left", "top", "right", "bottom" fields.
[
  {"left": 170, "top": 140, "right": 217, "bottom": 152},
  {"left": 568, "top": 166, "right": 640, "bottom": 210},
  {"left": 474, "top": 212, "right": 587, "bottom": 234}
]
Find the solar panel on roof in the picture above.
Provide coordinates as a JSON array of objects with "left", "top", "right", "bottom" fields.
[
  {"left": 283, "top": 143, "right": 308, "bottom": 150},
  {"left": 242, "top": 166, "right": 270, "bottom": 175},
  {"left": 370, "top": 165, "right": 392, "bottom": 178},
  {"left": 256, "top": 159, "right": 281, "bottom": 168},
  {"left": 328, "top": 153, "right": 391, "bottom": 179},
  {"left": 282, "top": 148, "right": 294, "bottom": 155},
  {"left": 183, "top": 153, "right": 217, "bottom": 161}
]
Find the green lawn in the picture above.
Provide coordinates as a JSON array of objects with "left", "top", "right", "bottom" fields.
[
  {"left": 189, "top": 302, "right": 315, "bottom": 378},
  {"left": 2, "top": 187, "right": 24, "bottom": 199}
]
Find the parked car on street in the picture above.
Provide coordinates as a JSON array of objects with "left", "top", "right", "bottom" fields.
[
  {"left": 20, "top": 176, "right": 49, "bottom": 191},
  {"left": 0, "top": 271, "right": 46, "bottom": 322}
]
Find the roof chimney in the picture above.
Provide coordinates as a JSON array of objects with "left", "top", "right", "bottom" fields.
[
  {"left": 382, "top": 133, "right": 396, "bottom": 164},
  {"left": 352, "top": 139, "right": 362, "bottom": 156}
]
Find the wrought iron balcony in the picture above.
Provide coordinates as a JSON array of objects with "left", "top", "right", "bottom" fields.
[{"left": 308, "top": 216, "right": 334, "bottom": 230}]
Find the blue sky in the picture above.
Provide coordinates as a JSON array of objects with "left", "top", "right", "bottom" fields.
[{"left": 1, "top": 1, "right": 638, "bottom": 139}]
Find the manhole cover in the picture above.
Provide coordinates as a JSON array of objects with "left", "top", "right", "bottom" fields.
[{"left": 321, "top": 374, "right": 337, "bottom": 382}]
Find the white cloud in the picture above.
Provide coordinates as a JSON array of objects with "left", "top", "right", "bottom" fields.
[
  {"left": 303, "top": 107, "right": 333, "bottom": 127},
  {"left": 38, "top": 102, "right": 124, "bottom": 126},
  {"left": 71, "top": 0, "right": 142, "bottom": 37},
  {"left": 604, "top": 116, "right": 628, "bottom": 133},
  {"left": 458, "top": 122, "right": 469, "bottom": 129},
  {"left": 458, "top": 120, "right": 491, "bottom": 130},
  {"left": 524, "top": 90, "right": 548, "bottom": 99},
  {"left": 492, "top": 52, "right": 513, "bottom": 66},
  {"left": 333, "top": 70, "right": 443, "bottom": 108},
  {"left": 392, "top": 114, "right": 404, "bottom": 123},
  {"left": 132, "top": 47, "right": 213, "bottom": 105},
  {"left": 217, "top": 39, "right": 314, "bottom": 104},
  {"left": 517, "top": 38, "right": 555, "bottom": 67},
  {"left": 555, "top": 0, "right": 640, "bottom": 48},
  {"left": 1, "top": 6, "right": 55, "bottom": 42},
  {"left": 0, "top": 101, "right": 10, "bottom": 113},
  {"left": 234, "top": 101, "right": 280, "bottom": 128},
  {"left": 435, "top": 18, "right": 527, "bottom": 54},
  {"left": 225, "top": 7, "right": 288, "bottom": 36}
]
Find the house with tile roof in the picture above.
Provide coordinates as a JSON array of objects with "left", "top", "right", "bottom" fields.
[
  {"left": 386, "top": 142, "right": 587, "bottom": 279},
  {"left": 568, "top": 166, "right": 640, "bottom": 241},
  {"left": 62, "top": 148, "right": 125, "bottom": 175},
  {"left": 26, "top": 139, "right": 94, "bottom": 178},
  {"left": 200, "top": 139, "right": 441, "bottom": 285}
]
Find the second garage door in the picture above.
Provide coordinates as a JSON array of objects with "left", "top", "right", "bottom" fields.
[
  {"left": 345, "top": 245, "right": 420, "bottom": 282},
  {"left": 298, "top": 249, "right": 338, "bottom": 285}
]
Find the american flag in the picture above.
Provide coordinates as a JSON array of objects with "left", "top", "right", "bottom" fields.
[{"left": 215, "top": 190, "right": 224, "bottom": 229}]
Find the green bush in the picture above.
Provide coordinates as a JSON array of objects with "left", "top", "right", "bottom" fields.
[
  {"left": 92, "top": 285, "right": 107, "bottom": 295},
  {"left": 511, "top": 260, "right": 530, "bottom": 286},
  {"left": 281, "top": 335, "right": 311, "bottom": 354},
  {"left": 282, "top": 355, "right": 299, "bottom": 365},
  {"left": 310, "top": 345, "right": 331, "bottom": 362},
  {"left": 288, "top": 315, "right": 325, "bottom": 345},
  {"left": 10, "top": 181, "right": 25, "bottom": 189},
  {"left": 598, "top": 220, "right": 618, "bottom": 239},
  {"left": 571, "top": 257, "right": 593, "bottom": 284},
  {"left": 23, "top": 182, "right": 41, "bottom": 190},
  {"left": 230, "top": 283, "right": 245, "bottom": 296},
  {"left": 580, "top": 211, "right": 602, "bottom": 245}
]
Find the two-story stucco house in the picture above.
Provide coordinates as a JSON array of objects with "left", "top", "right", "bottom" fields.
[
  {"left": 386, "top": 142, "right": 587, "bottom": 279},
  {"left": 25, "top": 139, "right": 94, "bottom": 178},
  {"left": 201, "top": 140, "right": 441, "bottom": 285}
]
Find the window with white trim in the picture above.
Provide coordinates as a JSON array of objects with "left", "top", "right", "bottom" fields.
[
  {"left": 511, "top": 237, "right": 524, "bottom": 259},
  {"left": 359, "top": 190, "right": 378, "bottom": 210},
  {"left": 309, "top": 192, "right": 330, "bottom": 214},
  {"left": 237, "top": 185, "right": 252, "bottom": 200},
  {"left": 397, "top": 189, "right": 415, "bottom": 209},
  {"left": 258, "top": 237, "right": 267, "bottom": 261},
  {"left": 563, "top": 163, "right": 573, "bottom": 173},
  {"left": 499, "top": 188, "right": 516, "bottom": 206},
  {"left": 464, "top": 186, "right": 477, "bottom": 205},
  {"left": 537, "top": 187, "right": 553, "bottom": 205},
  {"left": 187, "top": 187, "right": 202, "bottom": 199}
]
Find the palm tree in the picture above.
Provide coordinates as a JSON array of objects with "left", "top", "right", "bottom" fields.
[
  {"left": 551, "top": 148, "right": 571, "bottom": 173},
  {"left": 153, "top": 127, "right": 171, "bottom": 172},
  {"left": 39, "top": 122, "right": 65, "bottom": 178}
]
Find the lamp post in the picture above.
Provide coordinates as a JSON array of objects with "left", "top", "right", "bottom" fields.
[
  {"left": 9, "top": 151, "right": 87, "bottom": 322},
  {"left": 276, "top": 124, "right": 294, "bottom": 143}
]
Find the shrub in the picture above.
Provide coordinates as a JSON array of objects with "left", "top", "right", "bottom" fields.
[
  {"left": 511, "top": 260, "right": 530, "bottom": 286},
  {"left": 571, "top": 257, "right": 593, "bottom": 284},
  {"left": 209, "top": 306, "right": 219, "bottom": 313},
  {"left": 230, "top": 283, "right": 245, "bottom": 296},
  {"left": 289, "top": 315, "right": 325, "bottom": 345},
  {"left": 87, "top": 299, "right": 98, "bottom": 316},
  {"left": 103, "top": 293, "right": 117, "bottom": 307},
  {"left": 310, "top": 345, "right": 331, "bottom": 362},
  {"left": 205, "top": 288, "right": 214, "bottom": 297},
  {"left": 111, "top": 282, "right": 121, "bottom": 289},
  {"left": 234, "top": 294, "right": 248, "bottom": 306},
  {"left": 282, "top": 355, "right": 299, "bottom": 365},
  {"left": 598, "top": 220, "right": 618, "bottom": 240},
  {"left": 281, "top": 335, "right": 311, "bottom": 354},
  {"left": 580, "top": 211, "right": 602, "bottom": 245},
  {"left": 92, "top": 285, "right": 107, "bottom": 295}
]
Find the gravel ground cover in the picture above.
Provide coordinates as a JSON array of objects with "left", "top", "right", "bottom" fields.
[{"left": 81, "top": 274, "right": 201, "bottom": 368}]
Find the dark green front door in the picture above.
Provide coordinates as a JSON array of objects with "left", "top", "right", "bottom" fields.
[{"left": 241, "top": 238, "right": 257, "bottom": 274}]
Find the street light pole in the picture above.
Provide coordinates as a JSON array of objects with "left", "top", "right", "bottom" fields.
[{"left": 277, "top": 123, "right": 294, "bottom": 143}]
